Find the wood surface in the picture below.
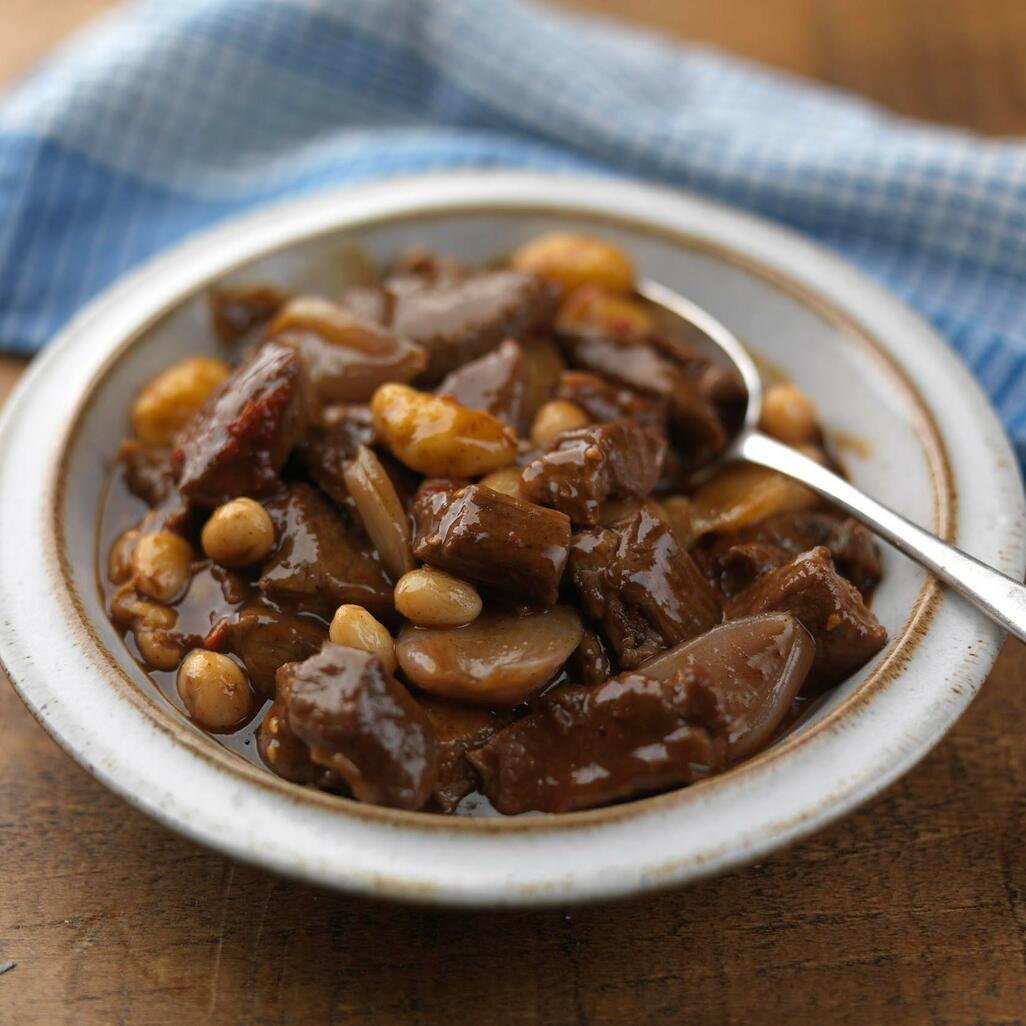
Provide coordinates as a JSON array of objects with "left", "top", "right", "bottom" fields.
[{"left": 2, "top": 2, "right": 1026, "bottom": 1024}]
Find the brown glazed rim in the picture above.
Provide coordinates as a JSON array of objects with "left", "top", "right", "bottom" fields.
[{"left": 55, "top": 200, "right": 953, "bottom": 835}]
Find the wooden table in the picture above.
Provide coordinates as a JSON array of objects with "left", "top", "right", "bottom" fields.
[{"left": 3, "top": 3, "right": 1026, "bottom": 1023}]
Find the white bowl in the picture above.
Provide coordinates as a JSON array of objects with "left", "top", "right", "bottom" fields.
[{"left": 1, "top": 172, "right": 1022, "bottom": 906}]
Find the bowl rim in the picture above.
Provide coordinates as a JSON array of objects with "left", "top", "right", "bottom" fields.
[{"left": 1, "top": 170, "right": 1022, "bottom": 905}]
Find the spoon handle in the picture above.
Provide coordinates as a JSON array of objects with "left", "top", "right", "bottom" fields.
[{"left": 737, "top": 430, "right": 1026, "bottom": 643}]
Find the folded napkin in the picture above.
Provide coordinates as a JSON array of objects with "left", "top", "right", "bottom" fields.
[{"left": 2, "top": 0, "right": 1025, "bottom": 462}]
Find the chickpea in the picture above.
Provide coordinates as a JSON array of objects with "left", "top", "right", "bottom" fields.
[
  {"left": 478, "top": 465, "right": 526, "bottom": 499},
  {"left": 329, "top": 604, "right": 397, "bottom": 673},
  {"left": 510, "top": 232, "right": 634, "bottom": 296},
  {"left": 558, "top": 284, "right": 653, "bottom": 338},
  {"left": 131, "top": 356, "right": 230, "bottom": 446},
  {"left": 136, "top": 628, "right": 184, "bottom": 671},
  {"left": 131, "top": 530, "right": 194, "bottom": 603},
  {"left": 107, "top": 527, "right": 140, "bottom": 585},
  {"left": 530, "top": 400, "right": 590, "bottom": 450},
  {"left": 760, "top": 383, "right": 819, "bottom": 446},
  {"left": 177, "top": 650, "right": 253, "bottom": 731},
  {"left": 370, "top": 383, "right": 517, "bottom": 477},
  {"left": 394, "top": 568, "right": 482, "bottom": 629},
  {"left": 201, "top": 498, "right": 275, "bottom": 568},
  {"left": 110, "top": 584, "right": 177, "bottom": 631}
]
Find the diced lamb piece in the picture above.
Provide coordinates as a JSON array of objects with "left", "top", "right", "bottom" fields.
[
  {"left": 555, "top": 370, "right": 667, "bottom": 430},
  {"left": 520, "top": 418, "right": 666, "bottom": 527},
  {"left": 436, "top": 338, "right": 525, "bottom": 429},
  {"left": 412, "top": 482, "right": 571, "bottom": 608},
  {"left": 117, "top": 439, "right": 175, "bottom": 508},
  {"left": 295, "top": 404, "right": 375, "bottom": 506},
  {"left": 278, "top": 644, "right": 439, "bottom": 810},
  {"left": 173, "top": 341, "right": 309, "bottom": 508},
  {"left": 709, "top": 511, "right": 883, "bottom": 597},
  {"left": 268, "top": 296, "right": 427, "bottom": 404},
  {"left": 345, "top": 269, "right": 558, "bottom": 383},
  {"left": 417, "top": 697, "right": 513, "bottom": 812},
  {"left": 229, "top": 600, "right": 328, "bottom": 697},
  {"left": 470, "top": 668, "right": 726, "bottom": 814},
  {"left": 470, "top": 612, "right": 814, "bottom": 814},
  {"left": 259, "top": 483, "right": 392, "bottom": 619},
  {"left": 257, "top": 699, "right": 339, "bottom": 787},
  {"left": 208, "top": 284, "right": 289, "bottom": 345},
  {"left": 560, "top": 331, "right": 727, "bottom": 468},
  {"left": 728, "top": 546, "right": 887, "bottom": 689},
  {"left": 568, "top": 507, "right": 721, "bottom": 668}
]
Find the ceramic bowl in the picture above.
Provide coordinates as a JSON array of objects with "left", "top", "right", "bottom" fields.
[{"left": 1, "top": 172, "right": 1022, "bottom": 906}]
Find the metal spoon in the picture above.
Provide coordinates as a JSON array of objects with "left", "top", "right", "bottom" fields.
[{"left": 639, "top": 278, "right": 1026, "bottom": 643}]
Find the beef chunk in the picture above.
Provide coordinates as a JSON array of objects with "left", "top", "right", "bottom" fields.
[
  {"left": 260, "top": 483, "right": 392, "bottom": 619},
  {"left": 711, "top": 511, "right": 883, "bottom": 597},
  {"left": 278, "top": 644, "right": 439, "bottom": 810},
  {"left": 715, "top": 543, "right": 793, "bottom": 599},
  {"left": 560, "top": 331, "right": 727, "bottom": 468},
  {"left": 295, "top": 404, "right": 375, "bottom": 505},
  {"left": 269, "top": 296, "right": 427, "bottom": 403},
  {"left": 257, "top": 700, "right": 339, "bottom": 787},
  {"left": 437, "top": 338, "right": 524, "bottom": 428},
  {"left": 347, "top": 270, "right": 557, "bottom": 383},
  {"left": 412, "top": 482, "right": 571, "bottom": 608},
  {"left": 555, "top": 370, "right": 667, "bottom": 430},
  {"left": 230, "top": 601, "right": 328, "bottom": 697},
  {"left": 469, "top": 667, "right": 727, "bottom": 814},
  {"left": 173, "top": 341, "right": 309, "bottom": 508},
  {"left": 208, "top": 284, "right": 288, "bottom": 344},
  {"left": 521, "top": 418, "right": 666, "bottom": 526},
  {"left": 569, "top": 508, "right": 721, "bottom": 668},
  {"left": 471, "top": 612, "right": 816, "bottom": 813},
  {"left": 117, "top": 439, "right": 175, "bottom": 507},
  {"left": 728, "top": 546, "right": 887, "bottom": 689},
  {"left": 417, "top": 697, "right": 513, "bottom": 812}
]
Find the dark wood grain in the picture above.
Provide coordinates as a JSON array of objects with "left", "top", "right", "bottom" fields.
[{"left": 2, "top": 3, "right": 1025, "bottom": 1024}]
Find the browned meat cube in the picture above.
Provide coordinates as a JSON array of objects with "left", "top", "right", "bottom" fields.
[
  {"left": 412, "top": 482, "right": 571, "bottom": 608},
  {"left": 417, "top": 696, "right": 514, "bottom": 812},
  {"left": 117, "top": 439, "right": 175, "bottom": 507},
  {"left": 230, "top": 601, "right": 327, "bottom": 697},
  {"left": 256, "top": 699, "right": 347, "bottom": 792},
  {"left": 708, "top": 510, "right": 883, "bottom": 598},
  {"left": 259, "top": 483, "right": 392, "bottom": 619},
  {"left": 555, "top": 370, "right": 667, "bottom": 430},
  {"left": 346, "top": 269, "right": 557, "bottom": 383},
  {"left": 278, "top": 644, "right": 439, "bottom": 810},
  {"left": 568, "top": 507, "right": 721, "bottom": 668},
  {"left": 436, "top": 338, "right": 525, "bottom": 429},
  {"left": 728, "top": 546, "right": 887, "bottom": 688},
  {"left": 469, "top": 668, "right": 727, "bottom": 814},
  {"left": 560, "top": 331, "right": 727, "bottom": 468},
  {"left": 173, "top": 341, "right": 309, "bottom": 508},
  {"left": 294, "top": 404, "right": 374, "bottom": 506},
  {"left": 208, "top": 283, "right": 288, "bottom": 344},
  {"left": 520, "top": 418, "right": 666, "bottom": 526},
  {"left": 470, "top": 612, "right": 815, "bottom": 813}
]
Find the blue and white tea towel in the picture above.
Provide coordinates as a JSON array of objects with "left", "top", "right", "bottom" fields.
[{"left": 2, "top": 0, "right": 1025, "bottom": 462}]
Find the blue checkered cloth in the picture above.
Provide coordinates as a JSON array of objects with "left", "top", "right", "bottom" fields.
[{"left": 2, "top": 0, "right": 1026, "bottom": 461}]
